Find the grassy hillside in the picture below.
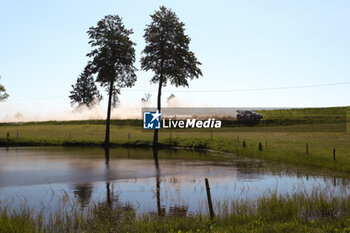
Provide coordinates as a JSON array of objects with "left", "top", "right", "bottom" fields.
[{"left": 256, "top": 106, "right": 347, "bottom": 126}]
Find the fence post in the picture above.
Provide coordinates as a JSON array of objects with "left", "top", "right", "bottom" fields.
[
  {"left": 259, "top": 142, "right": 263, "bottom": 151},
  {"left": 205, "top": 178, "right": 215, "bottom": 219},
  {"left": 306, "top": 143, "right": 309, "bottom": 154},
  {"left": 128, "top": 132, "right": 130, "bottom": 141},
  {"left": 210, "top": 131, "right": 213, "bottom": 140},
  {"left": 333, "top": 148, "right": 336, "bottom": 161},
  {"left": 243, "top": 140, "right": 246, "bottom": 148}
]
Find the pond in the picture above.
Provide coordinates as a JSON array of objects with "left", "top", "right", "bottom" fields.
[{"left": 0, "top": 147, "right": 349, "bottom": 217}]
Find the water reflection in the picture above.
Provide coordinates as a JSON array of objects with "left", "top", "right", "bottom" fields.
[
  {"left": 0, "top": 147, "right": 350, "bottom": 217},
  {"left": 72, "top": 183, "right": 93, "bottom": 207},
  {"left": 104, "top": 146, "right": 109, "bottom": 167},
  {"left": 153, "top": 147, "right": 188, "bottom": 217},
  {"left": 105, "top": 146, "right": 111, "bottom": 207},
  {"left": 104, "top": 147, "right": 115, "bottom": 208},
  {"left": 169, "top": 205, "right": 188, "bottom": 217},
  {"left": 153, "top": 148, "right": 165, "bottom": 216}
]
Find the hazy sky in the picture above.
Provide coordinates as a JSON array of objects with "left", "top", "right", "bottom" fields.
[{"left": 1, "top": 0, "right": 349, "bottom": 119}]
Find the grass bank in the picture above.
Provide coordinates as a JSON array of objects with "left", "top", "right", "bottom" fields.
[{"left": 2, "top": 191, "right": 350, "bottom": 232}]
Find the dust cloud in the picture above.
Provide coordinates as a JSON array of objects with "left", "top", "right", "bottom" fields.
[
  {"left": 1, "top": 104, "right": 142, "bottom": 122},
  {"left": 0, "top": 97, "right": 205, "bottom": 123}
]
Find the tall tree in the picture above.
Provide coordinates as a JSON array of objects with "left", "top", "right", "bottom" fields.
[
  {"left": 0, "top": 76, "right": 9, "bottom": 102},
  {"left": 85, "top": 15, "right": 137, "bottom": 146},
  {"left": 69, "top": 69, "right": 102, "bottom": 108},
  {"left": 141, "top": 6, "right": 202, "bottom": 149}
]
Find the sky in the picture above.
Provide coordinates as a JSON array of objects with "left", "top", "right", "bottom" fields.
[{"left": 0, "top": 0, "right": 349, "bottom": 120}]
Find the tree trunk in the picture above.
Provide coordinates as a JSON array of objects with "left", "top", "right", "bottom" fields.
[
  {"left": 153, "top": 75, "right": 163, "bottom": 149},
  {"left": 153, "top": 148, "right": 161, "bottom": 216},
  {"left": 105, "top": 80, "right": 114, "bottom": 146}
]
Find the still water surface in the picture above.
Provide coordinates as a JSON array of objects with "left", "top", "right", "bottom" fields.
[{"left": 0, "top": 147, "right": 348, "bottom": 216}]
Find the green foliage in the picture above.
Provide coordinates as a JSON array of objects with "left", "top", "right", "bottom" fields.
[
  {"left": 0, "top": 76, "right": 9, "bottom": 102},
  {"left": 141, "top": 6, "right": 202, "bottom": 87},
  {"left": 69, "top": 69, "right": 102, "bottom": 108},
  {"left": 85, "top": 15, "right": 137, "bottom": 90}
]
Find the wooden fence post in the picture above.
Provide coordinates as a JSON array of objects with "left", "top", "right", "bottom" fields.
[{"left": 205, "top": 178, "right": 215, "bottom": 219}]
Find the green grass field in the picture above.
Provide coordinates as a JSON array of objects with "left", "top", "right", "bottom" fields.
[{"left": 0, "top": 107, "right": 349, "bottom": 175}]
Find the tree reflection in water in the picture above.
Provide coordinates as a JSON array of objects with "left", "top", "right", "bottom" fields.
[
  {"left": 153, "top": 148, "right": 188, "bottom": 217},
  {"left": 71, "top": 147, "right": 188, "bottom": 217},
  {"left": 153, "top": 148, "right": 164, "bottom": 216},
  {"left": 72, "top": 183, "right": 93, "bottom": 207}
]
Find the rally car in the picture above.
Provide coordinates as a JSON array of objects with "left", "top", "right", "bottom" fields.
[{"left": 236, "top": 110, "right": 263, "bottom": 125}]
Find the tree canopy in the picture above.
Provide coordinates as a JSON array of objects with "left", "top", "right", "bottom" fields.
[
  {"left": 69, "top": 69, "right": 102, "bottom": 108},
  {"left": 141, "top": 6, "right": 202, "bottom": 88},
  {"left": 85, "top": 15, "right": 137, "bottom": 90},
  {"left": 0, "top": 76, "right": 9, "bottom": 102}
]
